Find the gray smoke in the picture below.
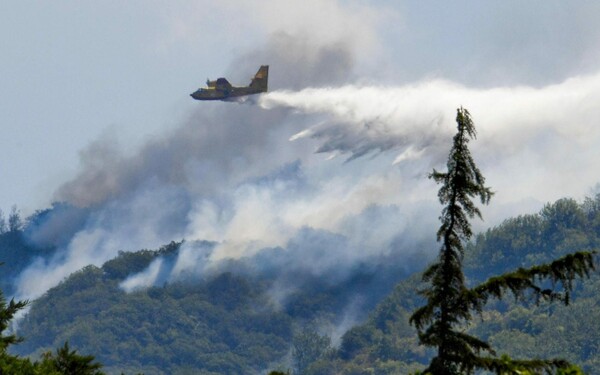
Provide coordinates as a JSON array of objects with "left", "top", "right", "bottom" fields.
[
  {"left": 16, "top": 30, "right": 600, "bottom": 308},
  {"left": 145, "top": 71, "right": 600, "bottom": 300},
  {"left": 20, "top": 33, "right": 413, "bottom": 302},
  {"left": 230, "top": 32, "right": 355, "bottom": 91},
  {"left": 55, "top": 33, "right": 355, "bottom": 208}
]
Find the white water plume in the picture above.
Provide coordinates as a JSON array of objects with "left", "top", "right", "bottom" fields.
[
  {"left": 258, "top": 73, "right": 600, "bottom": 204},
  {"left": 260, "top": 74, "right": 600, "bottom": 162},
  {"left": 16, "top": 71, "right": 600, "bottom": 301}
]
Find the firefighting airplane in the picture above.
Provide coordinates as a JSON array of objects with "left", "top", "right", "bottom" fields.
[{"left": 190, "top": 65, "right": 269, "bottom": 101}]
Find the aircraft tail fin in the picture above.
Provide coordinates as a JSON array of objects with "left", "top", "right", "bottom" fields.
[{"left": 249, "top": 65, "right": 268, "bottom": 92}]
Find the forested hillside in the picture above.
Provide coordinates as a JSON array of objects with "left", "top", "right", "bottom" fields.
[
  {"left": 11, "top": 240, "right": 408, "bottom": 375},
  {"left": 14, "top": 242, "right": 290, "bottom": 375},
  {"left": 324, "top": 197, "right": 600, "bottom": 374},
  {"left": 0, "top": 203, "right": 89, "bottom": 296},
  {"left": 5, "top": 196, "right": 600, "bottom": 374}
]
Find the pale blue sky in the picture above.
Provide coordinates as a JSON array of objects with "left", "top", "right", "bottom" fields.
[
  {"left": 6, "top": 1, "right": 600, "bottom": 299},
  {"left": 2, "top": 1, "right": 600, "bottom": 214},
  {"left": 0, "top": 1, "right": 253, "bottom": 211}
]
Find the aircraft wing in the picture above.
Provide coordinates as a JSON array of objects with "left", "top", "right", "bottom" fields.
[{"left": 215, "top": 78, "right": 232, "bottom": 90}]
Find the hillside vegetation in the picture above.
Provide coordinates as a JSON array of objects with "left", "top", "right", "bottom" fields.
[
  {"left": 325, "top": 196, "right": 600, "bottom": 374},
  {"left": 12, "top": 239, "right": 406, "bottom": 374},
  {"left": 4, "top": 196, "right": 600, "bottom": 374}
]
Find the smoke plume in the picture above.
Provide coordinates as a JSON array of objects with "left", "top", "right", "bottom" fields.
[{"left": 14, "top": 33, "right": 600, "bottom": 313}]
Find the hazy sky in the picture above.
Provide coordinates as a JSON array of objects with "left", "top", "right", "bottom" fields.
[
  {"left": 5, "top": 1, "right": 600, "bottom": 300},
  {"left": 2, "top": 1, "right": 600, "bottom": 213}
]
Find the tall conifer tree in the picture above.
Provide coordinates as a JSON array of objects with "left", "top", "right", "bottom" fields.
[{"left": 410, "top": 108, "right": 595, "bottom": 374}]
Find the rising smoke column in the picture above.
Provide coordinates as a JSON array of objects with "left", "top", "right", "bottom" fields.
[
  {"left": 16, "top": 34, "right": 403, "bottom": 301},
  {"left": 14, "top": 30, "right": 600, "bottom": 304},
  {"left": 258, "top": 74, "right": 600, "bottom": 201},
  {"left": 119, "top": 71, "right": 600, "bottom": 295}
]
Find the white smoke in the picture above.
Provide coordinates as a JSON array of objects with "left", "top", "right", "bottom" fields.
[
  {"left": 16, "top": 181, "right": 190, "bottom": 299},
  {"left": 15, "top": 66, "right": 600, "bottom": 301},
  {"left": 115, "top": 71, "right": 600, "bottom": 295},
  {"left": 120, "top": 258, "right": 165, "bottom": 293},
  {"left": 258, "top": 73, "right": 600, "bottom": 203}
]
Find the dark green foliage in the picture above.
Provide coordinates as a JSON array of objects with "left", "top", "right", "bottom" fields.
[
  {"left": 0, "top": 229, "right": 44, "bottom": 295},
  {"left": 0, "top": 263, "right": 29, "bottom": 373},
  {"left": 102, "top": 241, "right": 182, "bottom": 280},
  {"left": 292, "top": 327, "right": 332, "bottom": 374},
  {"left": 410, "top": 108, "right": 595, "bottom": 374},
  {"left": 466, "top": 197, "right": 599, "bottom": 281},
  {"left": 0, "top": 266, "right": 106, "bottom": 375},
  {"left": 0, "top": 275, "right": 28, "bottom": 354},
  {"left": 409, "top": 108, "right": 494, "bottom": 373},
  {"left": 0, "top": 297, "right": 28, "bottom": 352},
  {"left": 15, "top": 247, "right": 295, "bottom": 374},
  {"left": 0, "top": 206, "right": 58, "bottom": 296},
  {"left": 467, "top": 251, "right": 595, "bottom": 308},
  {"left": 41, "top": 341, "right": 104, "bottom": 375},
  {"left": 6, "top": 165, "right": 600, "bottom": 374},
  {"left": 339, "top": 325, "right": 377, "bottom": 361},
  {"left": 8, "top": 205, "right": 23, "bottom": 233},
  {"left": 297, "top": 192, "right": 600, "bottom": 374},
  {"left": 15, "top": 237, "right": 408, "bottom": 374}
]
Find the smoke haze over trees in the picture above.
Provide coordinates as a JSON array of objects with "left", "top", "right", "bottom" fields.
[
  {"left": 13, "top": 39, "right": 600, "bottom": 304},
  {"left": 2, "top": 2, "right": 600, "bottom": 374},
  {"left": 1, "top": 2, "right": 599, "bottom": 308},
  {"left": 8, "top": 193, "right": 600, "bottom": 374}
]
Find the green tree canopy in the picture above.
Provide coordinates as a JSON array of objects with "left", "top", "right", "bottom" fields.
[{"left": 410, "top": 108, "right": 595, "bottom": 374}]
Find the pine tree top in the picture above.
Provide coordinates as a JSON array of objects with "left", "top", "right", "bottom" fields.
[{"left": 410, "top": 108, "right": 595, "bottom": 375}]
